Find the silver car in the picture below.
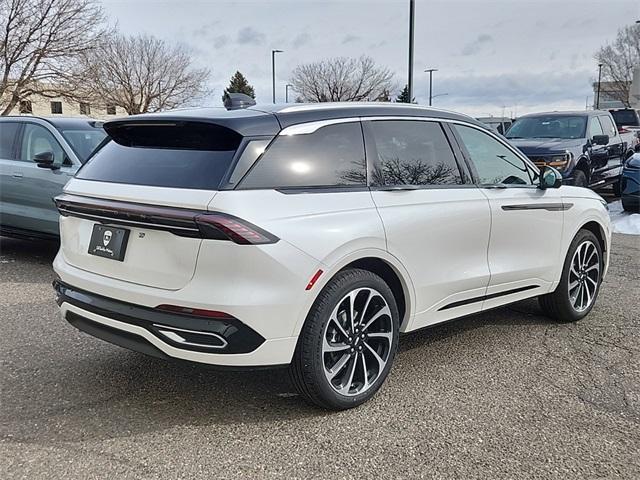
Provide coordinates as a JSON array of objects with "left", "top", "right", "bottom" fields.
[{"left": 0, "top": 116, "right": 106, "bottom": 239}]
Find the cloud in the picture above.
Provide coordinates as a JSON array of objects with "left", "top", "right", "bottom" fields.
[
  {"left": 342, "top": 34, "right": 360, "bottom": 44},
  {"left": 292, "top": 32, "right": 311, "bottom": 48},
  {"left": 237, "top": 27, "right": 266, "bottom": 45},
  {"left": 461, "top": 34, "right": 494, "bottom": 56},
  {"left": 213, "top": 35, "right": 229, "bottom": 49}
]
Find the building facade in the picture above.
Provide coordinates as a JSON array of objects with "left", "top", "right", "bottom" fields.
[{"left": 14, "top": 94, "right": 127, "bottom": 119}]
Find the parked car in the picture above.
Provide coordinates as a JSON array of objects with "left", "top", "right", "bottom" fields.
[
  {"left": 52, "top": 103, "right": 611, "bottom": 410},
  {"left": 0, "top": 116, "right": 106, "bottom": 239},
  {"left": 609, "top": 108, "right": 640, "bottom": 131},
  {"left": 476, "top": 116, "right": 513, "bottom": 135},
  {"left": 505, "top": 110, "right": 634, "bottom": 194},
  {"left": 621, "top": 153, "right": 640, "bottom": 212}
]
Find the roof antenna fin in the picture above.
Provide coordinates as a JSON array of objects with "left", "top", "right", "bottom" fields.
[{"left": 224, "top": 93, "right": 256, "bottom": 110}]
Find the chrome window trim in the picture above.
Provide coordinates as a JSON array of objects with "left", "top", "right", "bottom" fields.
[{"left": 277, "top": 115, "right": 540, "bottom": 178}]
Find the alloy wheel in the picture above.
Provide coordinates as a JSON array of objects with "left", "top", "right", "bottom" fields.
[
  {"left": 322, "top": 288, "right": 393, "bottom": 397},
  {"left": 568, "top": 240, "right": 600, "bottom": 313}
]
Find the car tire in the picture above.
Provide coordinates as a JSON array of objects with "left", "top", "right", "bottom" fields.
[
  {"left": 290, "top": 268, "right": 399, "bottom": 410},
  {"left": 612, "top": 179, "right": 622, "bottom": 197},
  {"left": 573, "top": 169, "right": 588, "bottom": 188},
  {"left": 538, "top": 229, "right": 603, "bottom": 322}
]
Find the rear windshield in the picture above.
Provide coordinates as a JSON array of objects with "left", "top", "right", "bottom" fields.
[
  {"left": 609, "top": 110, "right": 639, "bottom": 128},
  {"left": 76, "top": 122, "right": 241, "bottom": 189}
]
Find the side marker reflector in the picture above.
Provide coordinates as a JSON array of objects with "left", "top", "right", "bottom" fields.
[{"left": 305, "top": 269, "right": 323, "bottom": 290}]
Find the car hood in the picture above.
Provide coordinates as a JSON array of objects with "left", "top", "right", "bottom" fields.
[{"left": 508, "top": 138, "right": 584, "bottom": 155}]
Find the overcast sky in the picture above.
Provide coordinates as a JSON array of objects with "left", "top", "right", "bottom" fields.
[{"left": 102, "top": 0, "right": 639, "bottom": 117}]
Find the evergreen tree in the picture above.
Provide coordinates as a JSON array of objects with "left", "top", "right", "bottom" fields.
[
  {"left": 222, "top": 71, "right": 256, "bottom": 102},
  {"left": 395, "top": 84, "right": 416, "bottom": 103}
]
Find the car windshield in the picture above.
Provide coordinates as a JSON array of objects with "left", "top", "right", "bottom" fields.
[
  {"left": 60, "top": 127, "right": 107, "bottom": 162},
  {"left": 506, "top": 116, "right": 587, "bottom": 140}
]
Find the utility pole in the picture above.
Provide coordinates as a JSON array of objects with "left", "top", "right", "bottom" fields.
[
  {"left": 595, "top": 63, "right": 603, "bottom": 110},
  {"left": 272, "top": 49, "right": 283, "bottom": 104},
  {"left": 424, "top": 68, "right": 438, "bottom": 106},
  {"left": 407, "top": 0, "right": 415, "bottom": 102}
]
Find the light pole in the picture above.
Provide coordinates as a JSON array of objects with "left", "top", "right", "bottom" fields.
[
  {"left": 431, "top": 93, "right": 448, "bottom": 103},
  {"left": 407, "top": 0, "right": 415, "bottom": 102},
  {"left": 285, "top": 84, "right": 294, "bottom": 103},
  {"left": 424, "top": 68, "right": 438, "bottom": 106},
  {"left": 596, "top": 63, "right": 603, "bottom": 110},
  {"left": 272, "top": 49, "right": 283, "bottom": 104}
]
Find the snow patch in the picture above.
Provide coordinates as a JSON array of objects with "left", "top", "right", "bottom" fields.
[{"left": 609, "top": 201, "right": 640, "bottom": 235}]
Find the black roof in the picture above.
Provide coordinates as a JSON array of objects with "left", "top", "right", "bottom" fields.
[{"left": 104, "top": 103, "right": 485, "bottom": 137}]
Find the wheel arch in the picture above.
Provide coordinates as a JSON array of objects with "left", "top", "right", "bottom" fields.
[{"left": 293, "top": 249, "right": 416, "bottom": 336}]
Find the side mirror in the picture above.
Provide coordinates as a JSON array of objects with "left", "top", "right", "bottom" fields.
[
  {"left": 539, "top": 166, "right": 562, "bottom": 189},
  {"left": 592, "top": 134, "right": 609, "bottom": 146},
  {"left": 33, "top": 151, "right": 59, "bottom": 170}
]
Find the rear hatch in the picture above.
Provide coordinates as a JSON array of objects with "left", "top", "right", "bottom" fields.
[{"left": 57, "top": 120, "right": 245, "bottom": 290}]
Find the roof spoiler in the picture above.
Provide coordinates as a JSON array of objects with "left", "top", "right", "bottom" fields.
[{"left": 224, "top": 93, "right": 256, "bottom": 111}]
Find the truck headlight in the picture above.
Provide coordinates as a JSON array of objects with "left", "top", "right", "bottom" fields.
[{"left": 547, "top": 151, "right": 573, "bottom": 171}]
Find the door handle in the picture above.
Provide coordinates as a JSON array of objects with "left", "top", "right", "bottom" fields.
[{"left": 11, "top": 172, "right": 23, "bottom": 178}]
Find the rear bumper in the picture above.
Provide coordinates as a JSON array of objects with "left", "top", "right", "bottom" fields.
[{"left": 55, "top": 281, "right": 298, "bottom": 367}]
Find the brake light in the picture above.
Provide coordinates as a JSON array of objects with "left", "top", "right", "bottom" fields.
[
  {"left": 619, "top": 127, "right": 630, "bottom": 134},
  {"left": 156, "top": 304, "right": 235, "bottom": 319},
  {"left": 195, "top": 213, "right": 279, "bottom": 245}
]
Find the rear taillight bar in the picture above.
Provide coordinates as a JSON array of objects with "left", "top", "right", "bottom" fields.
[{"left": 54, "top": 193, "right": 278, "bottom": 245}]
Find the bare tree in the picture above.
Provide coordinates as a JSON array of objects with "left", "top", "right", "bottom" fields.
[
  {"left": 77, "top": 34, "right": 211, "bottom": 115},
  {"left": 0, "top": 0, "right": 107, "bottom": 115},
  {"left": 595, "top": 24, "right": 640, "bottom": 107},
  {"left": 290, "top": 56, "right": 394, "bottom": 102}
]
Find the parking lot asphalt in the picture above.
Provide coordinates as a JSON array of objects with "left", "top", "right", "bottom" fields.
[{"left": 0, "top": 233, "right": 639, "bottom": 480}]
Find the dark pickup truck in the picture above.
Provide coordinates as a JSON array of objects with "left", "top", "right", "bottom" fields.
[{"left": 506, "top": 110, "right": 636, "bottom": 193}]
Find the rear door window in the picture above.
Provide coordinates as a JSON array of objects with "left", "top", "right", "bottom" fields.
[
  {"left": 598, "top": 116, "right": 617, "bottom": 138},
  {"left": 367, "top": 120, "right": 463, "bottom": 186},
  {"left": 0, "top": 122, "right": 21, "bottom": 160},
  {"left": 588, "top": 117, "right": 604, "bottom": 138},
  {"left": 238, "top": 122, "right": 366, "bottom": 189},
  {"left": 77, "top": 122, "right": 242, "bottom": 190}
]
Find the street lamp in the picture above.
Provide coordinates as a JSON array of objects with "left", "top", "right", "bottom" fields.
[
  {"left": 285, "top": 84, "right": 294, "bottom": 103},
  {"left": 431, "top": 93, "right": 448, "bottom": 103},
  {"left": 407, "top": 0, "right": 415, "bottom": 102},
  {"left": 272, "top": 49, "right": 284, "bottom": 104},
  {"left": 596, "top": 63, "right": 603, "bottom": 110},
  {"left": 424, "top": 68, "right": 438, "bottom": 106}
]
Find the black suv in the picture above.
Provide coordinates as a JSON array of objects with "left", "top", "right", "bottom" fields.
[{"left": 506, "top": 110, "right": 633, "bottom": 192}]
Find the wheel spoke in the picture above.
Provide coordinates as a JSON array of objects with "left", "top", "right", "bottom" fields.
[
  {"left": 323, "top": 337, "right": 351, "bottom": 353},
  {"left": 361, "top": 305, "right": 391, "bottom": 332},
  {"left": 585, "top": 247, "right": 596, "bottom": 266},
  {"left": 586, "top": 276, "right": 598, "bottom": 288},
  {"left": 364, "top": 341, "right": 386, "bottom": 371},
  {"left": 367, "top": 331, "right": 393, "bottom": 343},
  {"left": 338, "top": 356, "right": 357, "bottom": 395},
  {"left": 584, "top": 281, "right": 592, "bottom": 306},
  {"left": 360, "top": 352, "right": 369, "bottom": 389},
  {"left": 569, "top": 279, "right": 580, "bottom": 291},
  {"left": 585, "top": 264, "right": 599, "bottom": 273},
  {"left": 329, "top": 314, "right": 350, "bottom": 340},
  {"left": 358, "top": 289, "right": 374, "bottom": 326},
  {"left": 348, "top": 291, "right": 357, "bottom": 333},
  {"left": 327, "top": 353, "right": 350, "bottom": 381}
]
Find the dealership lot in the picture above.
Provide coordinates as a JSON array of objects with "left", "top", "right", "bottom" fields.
[{"left": 0, "top": 233, "right": 638, "bottom": 480}]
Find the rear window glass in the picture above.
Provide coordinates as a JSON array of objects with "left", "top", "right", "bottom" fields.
[
  {"left": 610, "top": 110, "right": 639, "bottom": 128},
  {"left": 238, "top": 122, "right": 366, "bottom": 189},
  {"left": 77, "top": 122, "right": 241, "bottom": 189}
]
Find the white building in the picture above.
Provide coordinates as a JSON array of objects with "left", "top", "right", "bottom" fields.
[{"left": 14, "top": 93, "right": 127, "bottom": 119}]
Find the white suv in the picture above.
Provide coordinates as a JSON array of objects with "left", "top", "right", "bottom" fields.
[{"left": 53, "top": 103, "right": 611, "bottom": 409}]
